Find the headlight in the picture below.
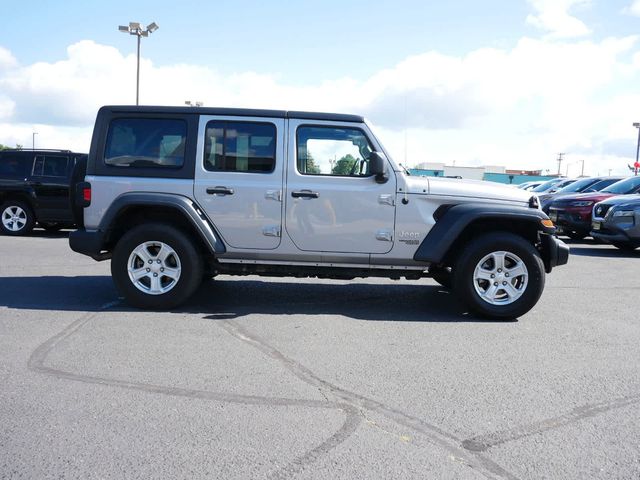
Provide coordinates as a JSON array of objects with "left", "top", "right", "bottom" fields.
[
  {"left": 613, "top": 210, "right": 635, "bottom": 217},
  {"left": 570, "top": 201, "right": 594, "bottom": 207}
]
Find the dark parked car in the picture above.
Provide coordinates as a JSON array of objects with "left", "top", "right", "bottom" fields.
[
  {"left": 530, "top": 178, "right": 569, "bottom": 194},
  {"left": 591, "top": 195, "right": 640, "bottom": 251},
  {"left": 539, "top": 176, "right": 624, "bottom": 213},
  {"left": 0, "top": 149, "right": 87, "bottom": 235},
  {"left": 547, "top": 176, "right": 640, "bottom": 240}
]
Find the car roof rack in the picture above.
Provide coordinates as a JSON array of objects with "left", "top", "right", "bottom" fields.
[{"left": 1, "top": 148, "right": 74, "bottom": 153}]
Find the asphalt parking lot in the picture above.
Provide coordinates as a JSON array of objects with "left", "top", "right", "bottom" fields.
[{"left": 1, "top": 231, "right": 639, "bottom": 479}]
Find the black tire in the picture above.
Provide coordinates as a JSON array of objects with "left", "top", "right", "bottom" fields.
[
  {"left": 452, "top": 232, "right": 545, "bottom": 320},
  {"left": 0, "top": 200, "right": 35, "bottom": 236},
  {"left": 111, "top": 223, "right": 203, "bottom": 309},
  {"left": 612, "top": 242, "right": 638, "bottom": 252},
  {"left": 567, "top": 231, "right": 588, "bottom": 241},
  {"left": 429, "top": 266, "right": 453, "bottom": 289},
  {"left": 40, "top": 222, "right": 62, "bottom": 232}
]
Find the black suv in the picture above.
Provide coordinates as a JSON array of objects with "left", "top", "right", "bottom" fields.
[{"left": 0, "top": 149, "right": 87, "bottom": 235}]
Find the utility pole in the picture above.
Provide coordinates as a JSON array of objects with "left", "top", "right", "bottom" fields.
[
  {"left": 556, "top": 153, "right": 564, "bottom": 176},
  {"left": 580, "top": 159, "right": 585, "bottom": 177},
  {"left": 119, "top": 22, "right": 159, "bottom": 105},
  {"left": 32, "top": 132, "right": 37, "bottom": 150}
]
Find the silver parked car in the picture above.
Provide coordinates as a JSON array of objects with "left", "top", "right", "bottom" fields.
[{"left": 591, "top": 194, "right": 640, "bottom": 251}]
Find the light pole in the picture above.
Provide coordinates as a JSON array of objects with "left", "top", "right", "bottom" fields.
[
  {"left": 118, "top": 22, "right": 159, "bottom": 105},
  {"left": 633, "top": 122, "right": 640, "bottom": 176},
  {"left": 32, "top": 132, "right": 37, "bottom": 150}
]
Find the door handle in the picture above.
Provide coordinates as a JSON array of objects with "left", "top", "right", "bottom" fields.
[
  {"left": 206, "top": 186, "right": 234, "bottom": 196},
  {"left": 291, "top": 190, "right": 319, "bottom": 199}
]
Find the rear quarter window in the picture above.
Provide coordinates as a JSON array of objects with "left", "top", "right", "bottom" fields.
[
  {"left": 104, "top": 118, "right": 187, "bottom": 168},
  {"left": 0, "top": 153, "right": 28, "bottom": 178}
]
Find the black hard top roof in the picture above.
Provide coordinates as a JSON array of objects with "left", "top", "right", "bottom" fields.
[{"left": 102, "top": 105, "right": 365, "bottom": 123}]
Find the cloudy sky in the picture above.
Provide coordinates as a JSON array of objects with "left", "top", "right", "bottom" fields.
[{"left": 2, "top": 0, "right": 640, "bottom": 176}]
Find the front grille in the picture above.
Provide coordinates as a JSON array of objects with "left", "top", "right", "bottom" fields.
[{"left": 593, "top": 204, "right": 611, "bottom": 218}]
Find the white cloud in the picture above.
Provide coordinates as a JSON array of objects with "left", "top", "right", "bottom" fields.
[
  {"left": 0, "top": 46, "right": 17, "bottom": 70},
  {"left": 1, "top": 30, "right": 640, "bottom": 175},
  {"left": 624, "top": 0, "right": 640, "bottom": 16},
  {"left": 526, "top": 0, "right": 591, "bottom": 38}
]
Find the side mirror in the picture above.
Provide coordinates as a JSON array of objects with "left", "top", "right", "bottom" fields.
[{"left": 369, "top": 151, "right": 389, "bottom": 184}]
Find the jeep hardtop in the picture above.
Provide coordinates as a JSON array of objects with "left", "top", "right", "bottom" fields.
[{"left": 69, "top": 105, "right": 569, "bottom": 318}]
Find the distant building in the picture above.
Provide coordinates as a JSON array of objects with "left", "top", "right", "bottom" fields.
[{"left": 409, "top": 163, "right": 557, "bottom": 184}]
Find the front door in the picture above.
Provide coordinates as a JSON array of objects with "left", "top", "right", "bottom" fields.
[
  {"left": 193, "top": 116, "right": 285, "bottom": 250},
  {"left": 284, "top": 120, "right": 396, "bottom": 254}
]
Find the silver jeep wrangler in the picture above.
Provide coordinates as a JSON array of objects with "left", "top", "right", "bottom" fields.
[{"left": 69, "top": 106, "right": 568, "bottom": 319}]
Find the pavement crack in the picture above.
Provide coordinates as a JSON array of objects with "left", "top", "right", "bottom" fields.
[
  {"left": 462, "top": 393, "right": 640, "bottom": 452},
  {"left": 26, "top": 301, "right": 362, "bottom": 480},
  {"left": 219, "top": 319, "right": 520, "bottom": 480}
]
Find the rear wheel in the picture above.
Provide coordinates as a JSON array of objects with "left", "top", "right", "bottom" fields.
[
  {"left": 1, "top": 200, "right": 35, "bottom": 236},
  {"left": 40, "top": 222, "right": 62, "bottom": 232},
  {"left": 111, "top": 223, "right": 203, "bottom": 309},
  {"left": 453, "top": 232, "right": 545, "bottom": 320}
]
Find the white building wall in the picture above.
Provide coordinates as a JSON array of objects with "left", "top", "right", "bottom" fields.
[{"left": 443, "top": 166, "right": 485, "bottom": 180}]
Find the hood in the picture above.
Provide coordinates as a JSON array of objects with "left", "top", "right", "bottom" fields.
[
  {"left": 597, "top": 194, "right": 640, "bottom": 208},
  {"left": 553, "top": 191, "right": 615, "bottom": 203},
  {"left": 405, "top": 176, "right": 532, "bottom": 204}
]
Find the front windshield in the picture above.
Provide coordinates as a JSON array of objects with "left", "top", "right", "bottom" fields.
[
  {"left": 532, "top": 179, "right": 562, "bottom": 192},
  {"left": 601, "top": 176, "right": 640, "bottom": 194},
  {"left": 557, "top": 178, "right": 597, "bottom": 193}
]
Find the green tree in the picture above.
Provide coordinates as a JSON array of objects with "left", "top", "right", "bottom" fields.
[
  {"left": 331, "top": 154, "right": 359, "bottom": 175},
  {"left": 304, "top": 151, "right": 321, "bottom": 174},
  {"left": 0, "top": 143, "right": 9, "bottom": 151}
]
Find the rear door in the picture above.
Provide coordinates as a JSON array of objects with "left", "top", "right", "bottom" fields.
[
  {"left": 193, "top": 116, "right": 285, "bottom": 250},
  {"left": 30, "top": 154, "right": 72, "bottom": 221}
]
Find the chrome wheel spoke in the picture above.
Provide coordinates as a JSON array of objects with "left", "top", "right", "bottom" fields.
[
  {"left": 503, "top": 282, "right": 520, "bottom": 299},
  {"left": 132, "top": 244, "right": 152, "bottom": 264},
  {"left": 476, "top": 268, "right": 494, "bottom": 281},
  {"left": 156, "top": 244, "right": 171, "bottom": 262},
  {"left": 492, "top": 252, "right": 506, "bottom": 271},
  {"left": 506, "top": 262, "right": 526, "bottom": 279},
  {"left": 482, "top": 284, "right": 500, "bottom": 301},
  {"left": 161, "top": 267, "right": 180, "bottom": 281},
  {"left": 149, "top": 274, "right": 162, "bottom": 293},
  {"left": 131, "top": 267, "right": 149, "bottom": 281}
]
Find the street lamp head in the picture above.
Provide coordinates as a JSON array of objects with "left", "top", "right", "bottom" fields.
[
  {"left": 147, "top": 22, "right": 159, "bottom": 33},
  {"left": 129, "top": 22, "right": 141, "bottom": 30},
  {"left": 118, "top": 25, "right": 130, "bottom": 33},
  {"left": 633, "top": 122, "right": 640, "bottom": 128}
]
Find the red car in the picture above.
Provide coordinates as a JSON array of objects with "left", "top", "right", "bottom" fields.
[{"left": 547, "top": 176, "right": 640, "bottom": 239}]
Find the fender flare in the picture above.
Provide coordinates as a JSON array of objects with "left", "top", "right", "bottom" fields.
[
  {"left": 413, "top": 203, "right": 554, "bottom": 264},
  {"left": 99, "top": 192, "right": 226, "bottom": 254}
]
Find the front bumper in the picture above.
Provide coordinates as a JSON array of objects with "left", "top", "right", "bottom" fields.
[
  {"left": 548, "top": 208, "right": 591, "bottom": 234},
  {"left": 590, "top": 222, "right": 637, "bottom": 244},
  {"left": 69, "top": 229, "right": 111, "bottom": 261},
  {"left": 540, "top": 233, "right": 569, "bottom": 273}
]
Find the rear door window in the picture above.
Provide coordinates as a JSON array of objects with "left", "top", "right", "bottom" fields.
[
  {"left": 105, "top": 118, "right": 187, "bottom": 168},
  {"left": 32, "top": 155, "right": 69, "bottom": 177},
  {"left": 203, "top": 121, "right": 276, "bottom": 173}
]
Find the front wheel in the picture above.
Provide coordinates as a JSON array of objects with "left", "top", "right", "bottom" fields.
[
  {"left": 453, "top": 232, "right": 545, "bottom": 320},
  {"left": 111, "top": 223, "right": 203, "bottom": 309},
  {"left": 612, "top": 241, "right": 639, "bottom": 252}
]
